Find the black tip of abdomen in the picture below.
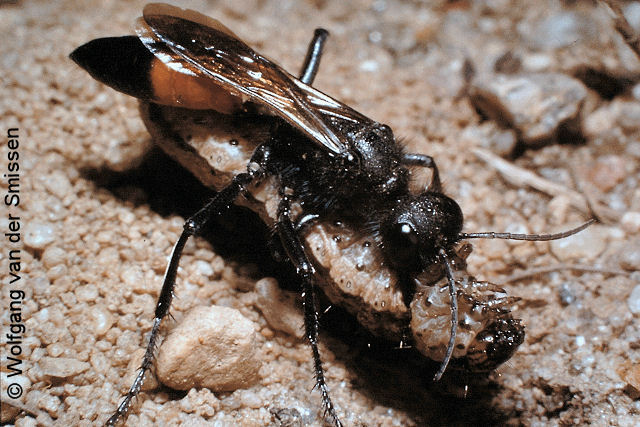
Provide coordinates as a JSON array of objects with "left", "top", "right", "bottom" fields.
[{"left": 70, "top": 36, "right": 154, "bottom": 100}]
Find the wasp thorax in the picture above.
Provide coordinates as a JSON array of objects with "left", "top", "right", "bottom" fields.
[
  {"left": 347, "top": 123, "right": 409, "bottom": 194},
  {"left": 380, "top": 193, "right": 463, "bottom": 272}
]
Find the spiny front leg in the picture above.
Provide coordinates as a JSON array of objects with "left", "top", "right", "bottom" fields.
[
  {"left": 105, "top": 145, "right": 271, "bottom": 426},
  {"left": 276, "top": 191, "right": 343, "bottom": 427}
]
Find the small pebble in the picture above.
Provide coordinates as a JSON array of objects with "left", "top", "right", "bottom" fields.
[
  {"left": 586, "top": 155, "right": 627, "bottom": 192},
  {"left": 254, "top": 278, "right": 304, "bottom": 339},
  {"left": 74, "top": 284, "right": 98, "bottom": 302},
  {"left": 195, "top": 260, "right": 214, "bottom": 277},
  {"left": 156, "top": 306, "right": 261, "bottom": 391},
  {"left": 625, "top": 2, "right": 640, "bottom": 32},
  {"left": 39, "top": 357, "right": 90, "bottom": 377},
  {"left": 41, "top": 246, "right": 67, "bottom": 268},
  {"left": 549, "top": 224, "right": 606, "bottom": 261},
  {"left": 559, "top": 282, "right": 577, "bottom": 306},
  {"left": 460, "top": 123, "right": 517, "bottom": 157},
  {"left": 628, "top": 285, "right": 640, "bottom": 315},
  {"left": 42, "top": 171, "right": 72, "bottom": 199},
  {"left": 23, "top": 222, "right": 56, "bottom": 249},
  {"left": 618, "top": 243, "right": 640, "bottom": 271},
  {"left": 470, "top": 73, "right": 587, "bottom": 145},
  {"left": 120, "top": 265, "right": 147, "bottom": 293},
  {"left": 621, "top": 211, "right": 640, "bottom": 233},
  {"left": 521, "top": 11, "right": 595, "bottom": 49},
  {"left": 239, "top": 390, "right": 263, "bottom": 409},
  {"left": 86, "top": 304, "right": 114, "bottom": 336},
  {"left": 32, "top": 276, "right": 51, "bottom": 295}
]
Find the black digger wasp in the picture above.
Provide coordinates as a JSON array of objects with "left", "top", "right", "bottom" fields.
[{"left": 71, "top": 3, "right": 593, "bottom": 425}]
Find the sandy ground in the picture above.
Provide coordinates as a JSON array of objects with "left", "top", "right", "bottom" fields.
[{"left": 1, "top": 0, "right": 639, "bottom": 426}]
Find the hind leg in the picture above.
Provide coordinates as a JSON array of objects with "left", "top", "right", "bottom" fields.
[
  {"left": 276, "top": 190, "right": 343, "bottom": 427},
  {"left": 106, "top": 144, "right": 272, "bottom": 425}
]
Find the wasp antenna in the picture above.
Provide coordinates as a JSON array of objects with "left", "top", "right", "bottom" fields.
[
  {"left": 433, "top": 249, "right": 458, "bottom": 381},
  {"left": 459, "top": 218, "right": 596, "bottom": 241}
]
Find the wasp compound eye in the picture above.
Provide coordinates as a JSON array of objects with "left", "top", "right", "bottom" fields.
[{"left": 383, "top": 221, "right": 421, "bottom": 270}]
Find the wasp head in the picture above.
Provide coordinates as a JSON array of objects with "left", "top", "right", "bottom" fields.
[{"left": 380, "top": 192, "right": 463, "bottom": 273}]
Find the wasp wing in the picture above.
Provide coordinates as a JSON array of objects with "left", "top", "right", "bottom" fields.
[{"left": 137, "top": 3, "right": 373, "bottom": 157}]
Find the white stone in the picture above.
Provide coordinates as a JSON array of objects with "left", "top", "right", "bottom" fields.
[
  {"left": 621, "top": 212, "right": 640, "bottom": 234},
  {"left": 628, "top": 285, "right": 640, "bottom": 315},
  {"left": 156, "top": 305, "right": 261, "bottom": 391},
  {"left": 39, "top": 357, "right": 90, "bottom": 377},
  {"left": 23, "top": 222, "right": 56, "bottom": 249},
  {"left": 549, "top": 224, "right": 607, "bottom": 261},
  {"left": 471, "top": 73, "right": 587, "bottom": 144}
]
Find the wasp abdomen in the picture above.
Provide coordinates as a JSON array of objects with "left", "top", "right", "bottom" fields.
[{"left": 70, "top": 36, "right": 243, "bottom": 112}]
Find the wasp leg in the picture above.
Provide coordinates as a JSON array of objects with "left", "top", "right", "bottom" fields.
[
  {"left": 276, "top": 192, "right": 342, "bottom": 427},
  {"left": 267, "top": 213, "right": 319, "bottom": 261},
  {"left": 295, "top": 213, "right": 320, "bottom": 233},
  {"left": 105, "top": 145, "right": 271, "bottom": 426},
  {"left": 299, "top": 28, "right": 330, "bottom": 85},
  {"left": 402, "top": 153, "right": 442, "bottom": 192}
]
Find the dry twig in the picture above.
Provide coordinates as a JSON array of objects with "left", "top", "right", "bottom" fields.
[
  {"left": 501, "top": 263, "right": 629, "bottom": 283},
  {"left": 472, "top": 148, "right": 621, "bottom": 222}
]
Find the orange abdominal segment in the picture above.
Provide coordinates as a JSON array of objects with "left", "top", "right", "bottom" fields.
[{"left": 149, "top": 57, "right": 243, "bottom": 113}]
